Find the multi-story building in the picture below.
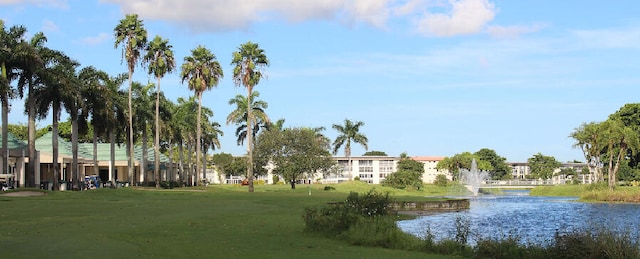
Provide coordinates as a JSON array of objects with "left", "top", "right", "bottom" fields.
[{"left": 327, "top": 156, "right": 449, "bottom": 184}]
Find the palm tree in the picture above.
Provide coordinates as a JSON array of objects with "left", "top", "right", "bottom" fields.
[
  {"left": 143, "top": 35, "right": 175, "bottom": 188},
  {"left": 17, "top": 31, "right": 47, "bottom": 187},
  {"left": 332, "top": 119, "right": 368, "bottom": 180},
  {"left": 180, "top": 46, "right": 223, "bottom": 186},
  {"left": 226, "top": 91, "right": 270, "bottom": 146},
  {"left": 0, "top": 21, "right": 27, "bottom": 178},
  {"left": 101, "top": 73, "right": 127, "bottom": 184},
  {"left": 78, "top": 66, "right": 108, "bottom": 179},
  {"left": 32, "top": 51, "right": 79, "bottom": 190},
  {"left": 114, "top": 13, "right": 147, "bottom": 186},
  {"left": 201, "top": 121, "right": 223, "bottom": 183},
  {"left": 132, "top": 82, "right": 154, "bottom": 185},
  {"left": 231, "top": 41, "right": 269, "bottom": 193}
]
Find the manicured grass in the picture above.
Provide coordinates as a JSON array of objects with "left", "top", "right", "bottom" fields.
[{"left": 0, "top": 184, "right": 455, "bottom": 258}]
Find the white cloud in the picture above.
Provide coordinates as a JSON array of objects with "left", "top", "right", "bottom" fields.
[
  {"left": 0, "top": 0, "right": 67, "bottom": 8},
  {"left": 101, "top": 0, "right": 528, "bottom": 38},
  {"left": 101, "top": 0, "right": 393, "bottom": 32},
  {"left": 416, "top": 0, "right": 496, "bottom": 37},
  {"left": 80, "top": 32, "right": 109, "bottom": 46},
  {"left": 41, "top": 19, "right": 58, "bottom": 33}
]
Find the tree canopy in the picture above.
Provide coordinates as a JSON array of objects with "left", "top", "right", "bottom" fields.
[
  {"left": 254, "top": 127, "right": 333, "bottom": 189},
  {"left": 527, "top": 153, "right": 561, "bottom": 179},
  {"left": 382, "top": 156, "right": 424, "bottom": 190}
]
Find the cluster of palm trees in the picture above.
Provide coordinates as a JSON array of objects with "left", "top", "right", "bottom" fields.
[
  {"left": 2, "top": 14, "right": 373, "bottom": 192},
  {"left": 1, "top": 14, "right": 271, "bottom": 190}
]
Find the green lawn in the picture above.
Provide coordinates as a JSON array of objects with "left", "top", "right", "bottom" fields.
[{"left": 0, "top": 183, "right": 458, "bottom": 258}]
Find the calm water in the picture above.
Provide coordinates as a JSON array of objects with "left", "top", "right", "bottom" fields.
[{"left": 397, "top": 190, "right": 640, "bottom": 245}]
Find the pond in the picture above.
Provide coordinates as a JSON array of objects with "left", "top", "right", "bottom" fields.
[{"left": 396, "top": 190, "right": 640, "bottom": 245}]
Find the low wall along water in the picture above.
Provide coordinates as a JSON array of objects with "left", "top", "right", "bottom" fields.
[{"left": 388, "top": 199, "right": 470, "bottom": 215}]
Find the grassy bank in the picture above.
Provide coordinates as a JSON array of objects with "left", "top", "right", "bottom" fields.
[
  {"left": 530, "top": 184, "right": 640, "bottom": 203},
  {"left": 0, "top": 183, "right": 453, "bottom": 258}
]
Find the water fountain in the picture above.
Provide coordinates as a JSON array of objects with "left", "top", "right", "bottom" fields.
[{"left": 460, "top": 159, "right": 489, "bottom": 196}]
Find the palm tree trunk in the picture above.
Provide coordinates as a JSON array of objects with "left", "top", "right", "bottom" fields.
[
  {"left": 155, "top": 76, "right": 161, "bottom": 188},
  {"left": 1, "top": 97, "right": 8, "bottom": 180},
  {"left": 179, "top": 139, "right": 184, "bottom": 186},
  {"left": 196, "top": 93, "right": 202, "bottom": 186},
  {"left": 142, "top": 124, "right": 148, "bottom": 186},
  {"left": 71, "top": 110, "right": 79, "bottom": 190},
  {"left": 202, "top": 144, "right": 207, "bottom": 184},
  {"left": 27, "top": 82, "right": 36, "bottom": 188},
  {"left": 128, "top": 74, "right": 134, "bottom": 187},
  {"left": 126, "top": 128, "right": 132, "bottom": 185},
  {"left": 110, "top": 130, "right": 116, "bottom": 186},
  {"left": 52, "top": 105, "right": 60, "bottom": 191},
  {"left": 187, "top": 141, "right": 193, "bottom": 186},
  {"left": 168, "top": 138, "right": 173, "bottom": 183},
  {"left": 93, "top": 125, "right": 98, "bottom": 177},
  {"left": 247, "top": 87, "right": 254, "bottom": 192}
]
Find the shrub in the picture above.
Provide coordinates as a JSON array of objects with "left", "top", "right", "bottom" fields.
[
  {"left": 354, "top": 176, "right": 360, "bottom": 181},
  {"left": 302, "top": 190, "right": 394, "bottom": 237},
  {"left": 434, "top": 174, "right": 448, "bottom": 187},
  {"left": 323, "top": 186, "right": 335, "bottom": 191},
  {"left": 272, "top": 175, "right": 279, "bottom": 184},
  {"left": 338, "top": 216, "right": 419, "bottom": 249},
  {"left": 255, "top": 180, "right": 265, "bottom": 185}
]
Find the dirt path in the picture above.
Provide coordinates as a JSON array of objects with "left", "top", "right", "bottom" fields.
[{"left": 1, "top": 191, "right": 46, "bottom": 197}]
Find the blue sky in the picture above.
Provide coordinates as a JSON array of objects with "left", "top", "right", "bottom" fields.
[{"left": 1, "top": 0, "right": 639, "bottom": 162}]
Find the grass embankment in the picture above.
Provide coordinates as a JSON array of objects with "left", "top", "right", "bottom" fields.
[
  {"left": 0, "top": 182, "right": 456, "bottom": 259},
  {"left": 531, "top": 184, "right": 640, "bottom": 202}
]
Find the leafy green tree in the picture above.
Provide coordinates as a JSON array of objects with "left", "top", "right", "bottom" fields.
[
  {"left": 231, "top": 41, "right": 269, "bottom": 193},
  {"left": 181, "top": 46, "right": 223, "bottom": 186},
  {"left": 382, "top": 156, "right": 424, "bottom": 190},
  {"left": 144, "top": 35, "right": 175, "bottom": 188},
  {"left": 114, "top": 13, "right": 147, "bottom": 186},
  {"left": 255, "top": 127, "right": 333, "bottom": 189},
  {"left": 527, "top": 153, "right": 561, "bottom": 179},
  {"left": 474, "top": 148, "right": 511, "bottom": 180},
  {"left": 6, "top": 124, "right": 48, "bottom": 140},
  {"left": 363, "top": 151, "right": 387, "bottom": 156},
  {"left": 332, "top": 119, "right": 368, "bottom": 180},
  {"left": 211, "top": 152, "right": 233, "bottom": 177}
]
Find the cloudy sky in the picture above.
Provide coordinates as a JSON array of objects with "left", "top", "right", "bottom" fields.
[{"left": 1, "top": 0, "right": 639, "bottom": 162}]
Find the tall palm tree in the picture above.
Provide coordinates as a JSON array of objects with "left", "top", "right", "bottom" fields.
[
  {"left": 180, "top": 46, "right": 223, "bottom": 186},
  {"left": 231, "top": 41, "right": 269, "bottom": 193},
  {"left": 226, "top": 91, "right": 270, "bottom": 146},
  {"left": 17, "top": 31, "right": 47, "bottom": 187},
  {"left": 114, "top": 14, "right": 147, "bottom": 186},
  {"left": 132, "top": 82, "right": 154, "bottom": 185},
  {"left": 78, "top": 66, "right": 108, "bottom": 179},
  {"left": 143, "top": 35, "right": 175, "bottom": 188},
  {"left": 32, "top": 51, "right": 79, "bottom": 190},
  {"left": 101, "top": 73, "right": 127, "bottom": 184},
  {"left": 0, "top": 21, "right": 27, "bottom": 177},
  {"left": 332, "top": 119, "right": 368, "bottom": 180}
]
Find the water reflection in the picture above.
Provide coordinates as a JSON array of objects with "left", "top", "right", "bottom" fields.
[{"left": 397, "top": 190, "right": 640, "bottom": 245}]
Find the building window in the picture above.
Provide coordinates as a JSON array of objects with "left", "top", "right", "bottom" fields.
[
  {"left": 379, "top": 160, "right": 394, "bottom": 172},
  {"left": 359, "top": 160, "right": 373, "bottom": 172},
  {"left": 359, "top": 174, "right": 373, "bottom": 179},
  {"left": 338, "top": 160, "right": 351, "bottom": 173}
]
